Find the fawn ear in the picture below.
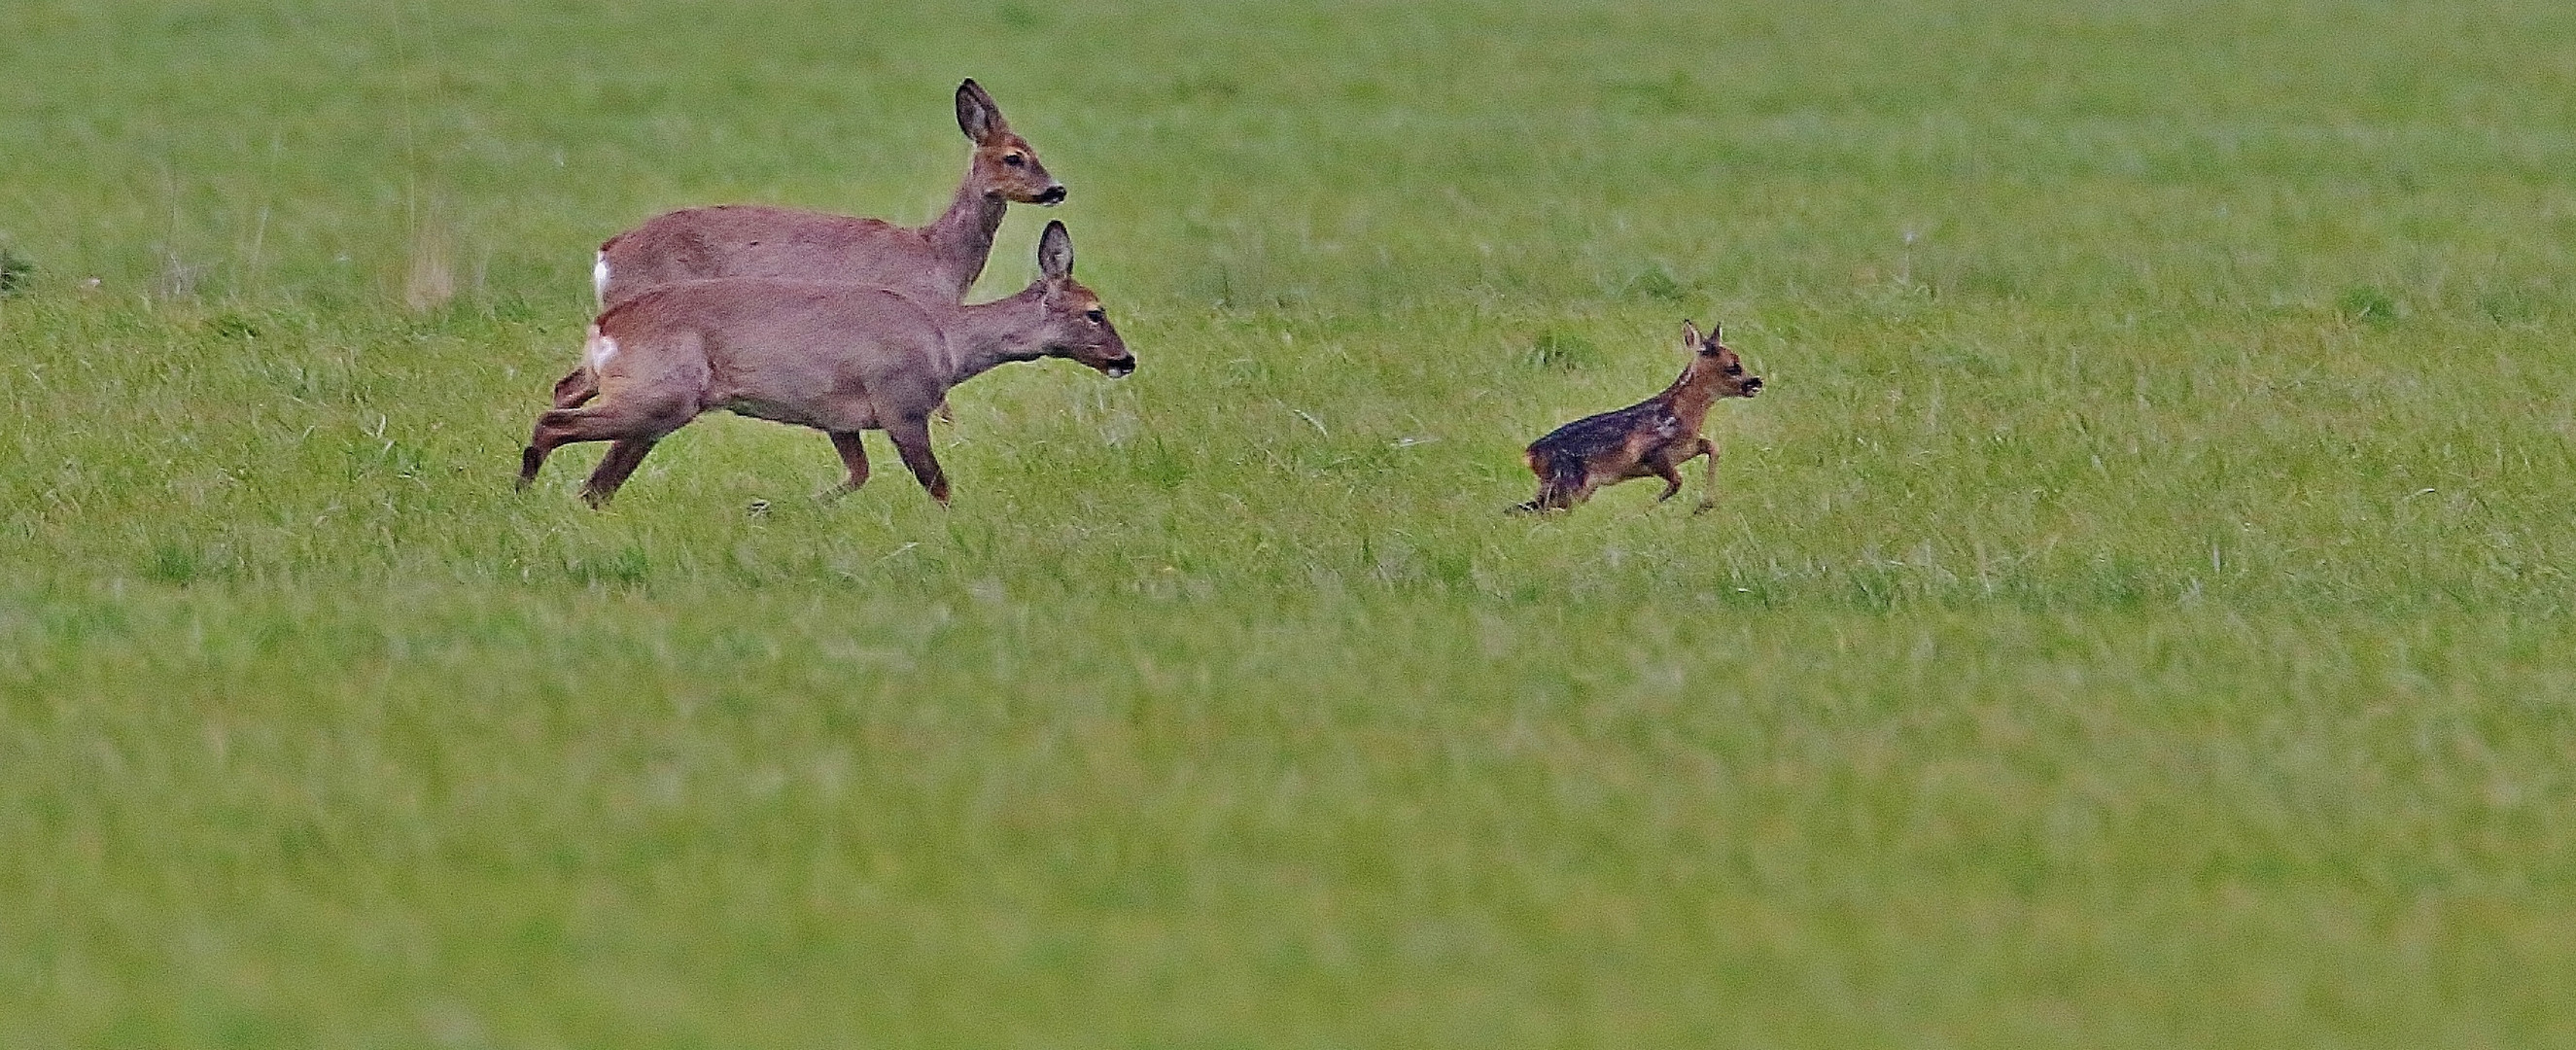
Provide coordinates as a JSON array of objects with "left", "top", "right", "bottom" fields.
[
  {"left": 1680, "top": 320, "right": 1702, "bottom": 348},
  {"left": 1038, "top": 221, "right": 1073, "bottom": 280},
  {"left": 957, "top": 79, "right": 1004, "bottom": 143}
]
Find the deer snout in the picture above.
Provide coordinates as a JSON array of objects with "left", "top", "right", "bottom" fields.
[
  {"left": 1741, "top": 376, "right": 1764, "bottom": 396},
  {"left": 1101, "top": 353, "right": 1135, "bottom": 378},
  {"left": 1035, "top": 184, "right": 1067, "bottom": 205}
]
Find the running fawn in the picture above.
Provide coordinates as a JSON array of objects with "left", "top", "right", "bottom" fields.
[{"left": 1516, "top": 321, "right": 1762, "bottom": 513}]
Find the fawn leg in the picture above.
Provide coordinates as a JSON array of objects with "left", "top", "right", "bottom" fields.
[
  {"left": 1650, "top": 453, "right": 1688, "bottom": 504},
  {"left": 579, "top": 437, "right": 661, "bottom": 507},
  {"left": 884, "top": 414, "right": 951, "bottom": 507},
  {"left": 1691, "top": 437, "right": 1722, "bottom": 513},
  {"left": 820, "top": 431, "right": 870, "bottom": 500}
]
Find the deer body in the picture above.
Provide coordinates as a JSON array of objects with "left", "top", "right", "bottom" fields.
[
  {"left": 521, "top": 222, "right": 1129, "bottom": 508},
  {"left": 1517, "top": 321, "right": 1761, "bottom": 513}
]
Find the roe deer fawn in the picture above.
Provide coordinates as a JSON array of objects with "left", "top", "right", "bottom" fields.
[
  {"left": 519, "top": 221, "right": 1131, "bottom": 508},
  {"left": 1516, "top": 320, "right": 1762, "bottom": 514}
]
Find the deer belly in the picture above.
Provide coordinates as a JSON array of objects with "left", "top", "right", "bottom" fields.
[{"left": 716, "top": 396, "right": 868, "bottom": 431}]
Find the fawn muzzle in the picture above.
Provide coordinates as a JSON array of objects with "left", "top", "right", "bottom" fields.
[{"left": 1034, "top": 185, "right": 1067, "bottom": 205}]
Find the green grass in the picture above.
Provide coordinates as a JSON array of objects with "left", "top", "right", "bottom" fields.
[{"left": 5, "top": 0, "right": 2576, "bottom": 1046}]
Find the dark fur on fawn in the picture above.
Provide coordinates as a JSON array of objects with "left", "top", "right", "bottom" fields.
[{"left": 1516, "top": 320, "right": 1762, "bottom": 513}]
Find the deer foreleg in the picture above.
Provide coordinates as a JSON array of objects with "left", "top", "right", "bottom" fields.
[
  {"left": 1691, "top": 437, "right": 1722, "bottom": 513},
  {"left": 1650, "top": 455, "right": 1687, "bottom": 503}
]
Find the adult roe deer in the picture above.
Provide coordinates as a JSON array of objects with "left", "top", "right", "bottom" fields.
[
  {"left": 562, "top": 80, "right": 1065, "bottom": 411},
  {"left": 519, "top": 221, "right": 1131, "bottom": 508},
  {"left": 592, "top": 79, "right": 1063, "bottom": 309},
  {"left": 1515, "top": 320, "right": 1762, "bottom": 514}
]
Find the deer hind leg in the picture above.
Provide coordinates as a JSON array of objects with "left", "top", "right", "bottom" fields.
[
  {"left": 580, "top": 438, "right": 661, "bottom": 507},
  {"left": 550, "top": 367, "right": 598, "bottom": 408},
  {"left": 819, "top": 431, "right": 870, "bottom": 501},
  {"left": 1514, "top": 451, "right": 1596, "bottom": 513},
  {"left": 519, "top": 393, "right": 694, "bottom": 498},
  {"left": 884, "top": 414, "right": 951, "bottom": 507}
]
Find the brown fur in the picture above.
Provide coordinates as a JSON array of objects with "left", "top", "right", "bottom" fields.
[
  {"left": 595, "top": 79, "right": 1062, "bottom": 308},
  {"left": 562, "top": 80, "right": 1065, "bottom": 409},
  {"left": 1516, "top": 321, "right": 1762, "bottom": 514},
  {"left": 520, "top": 222, "right": 1130, "bottom": 508}
]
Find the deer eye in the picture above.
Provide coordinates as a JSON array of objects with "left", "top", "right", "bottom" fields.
[
  {"left": 1084, "top": 308, "right": 1105, "bottom": 324},
  {"left": 1725, "top": 363, "right": 1743, "bottom": 374},
  {"left": 1003, "top": 154, "right": 1027, "bottom": 167}
]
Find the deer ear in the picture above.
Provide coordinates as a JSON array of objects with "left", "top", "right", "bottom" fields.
[
  {"left": 1680, "top": 320, "right": 1701, "bottom": 347},
  {"left": 957, "top": 79, "right": 1002, "bottom": 142},
  {"left": 1038, "top": 221, "right": 1073, "bottom": 280}
]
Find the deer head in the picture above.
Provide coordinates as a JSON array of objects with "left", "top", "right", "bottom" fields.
[
  {"left": 957, "top": 79, "right": 1066, "bottom": 206},
  {"left": 1030, "top": 221, "right": 1131, "bottom": 376},
  {"left": 1685, "top": 320, "right": 1761, "bottom": 398}
]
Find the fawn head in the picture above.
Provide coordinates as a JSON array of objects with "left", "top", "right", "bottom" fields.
[
  {"left": 957, "top": 79, "right": 1066, "bottom": 206},
  {"left": 1031, "top": 221, "right": 1132, "bottom": 377},
  {"left": 1685, "top": 320, "right": 1761, "bottom": 398}
]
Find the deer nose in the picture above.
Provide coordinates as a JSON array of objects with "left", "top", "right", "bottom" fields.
[
  {"left": 1035, "top": 185, "right": 1067, "bottom": 205},
  {"left": 1744, "top": 376, "right": 1764, "bottom": 395}
]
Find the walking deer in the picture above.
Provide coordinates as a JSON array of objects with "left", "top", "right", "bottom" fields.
[
  {"left": 592, "top": 79, "right": 1063, "bottom": 309},
  {"left": 560, "top": 80, "right": 1063, "bottom": 412},
  {"left": 1515, "top": 321, "right": 1762, "bottom": 514},
  {"left": 519, "top": 221, "right": 1131, "bottom": 508}
]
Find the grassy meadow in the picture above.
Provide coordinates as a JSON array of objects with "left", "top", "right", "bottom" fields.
[{"left": 5, "top": 0, "right": 2576, "bottom": 1045}]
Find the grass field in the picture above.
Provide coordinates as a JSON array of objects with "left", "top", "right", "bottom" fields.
[{"left": 6, "top": 0, "right": 2576, "bottom": 1046}]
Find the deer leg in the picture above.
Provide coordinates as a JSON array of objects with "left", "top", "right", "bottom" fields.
[
  {"left": 1691, "top": 437, "right": 1722, "bottom": 513},
  {"left": 884, "top": 414, "right": 950, "bottom": 507},
  {"left": 1515, "top": 451, "right": 1583, "bottom": 513},
  {"left": 820, "top": 431, "right": 870, "bottom": 501},
  {"left": 579, "top": 438, "right": 660, "bottom": 507},
  {"left": 519, "top": 405, "right": 614, "bottom": 490},
  {"left": 550, "top": 367, "right": 598, "bottom": 408},
  {"left": 520, "top": 396, "right": 693, "bottom": 496},
  {"left": 1650, "top": 454, "right": 1688, "bottom": 504}
]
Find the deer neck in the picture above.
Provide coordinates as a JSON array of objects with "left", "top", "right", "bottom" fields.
[
  {"left": 942, "top": 288, "right": 1051, "bottom": 385},
  {"left": 1658, "top": 365, "right": 1721, "bottom": 430},
  {"left": 920, "top": 167, "right": 1008, "bottom": 298}
]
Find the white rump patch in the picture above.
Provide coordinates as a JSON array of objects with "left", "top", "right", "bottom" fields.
[
  {"left": 586, "top": 331, "right": 619, "bottom": 371},
  {"left": 592, "top": 251, "right": 610, "bottom": 307}
]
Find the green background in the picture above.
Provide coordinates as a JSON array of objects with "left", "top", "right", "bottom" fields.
[{"left": 4, "top": 1, "right": 2573, "bottom": 1045}]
